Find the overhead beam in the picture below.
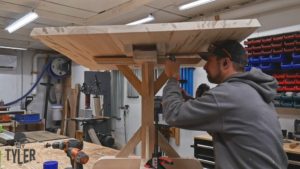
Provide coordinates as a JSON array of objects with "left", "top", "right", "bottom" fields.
[
  {"left": 0, "top": 1, "right": 85, "bottom": 25},
  {"left": 87, "top": 0, "right": 155, "bottom": 24}
]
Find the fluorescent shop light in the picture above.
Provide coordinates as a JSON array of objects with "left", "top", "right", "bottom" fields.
[
  {"left": 126, "top": 14, "right": 155, "bottom": 25},
  {"left": 179, "top": 0, "right": 215, "bottom": 11},
  {"left": 5, "top": 11, "right": 39, "bottom": 33},
  {"left": 0, "top": 45, "right": 27, "bottom": 50}
]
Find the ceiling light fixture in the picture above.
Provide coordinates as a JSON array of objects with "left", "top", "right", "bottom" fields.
[
  {"left": 5, "top": 11, "right": 39, "bottom": 33},
  {"left": 178, "top": 0, "right": 215, "bottom": 11},
  {"left": 0, "top": 45, "right": 27, "bottom": 51},
  {"left": 126, "top": 14, "right": 155, "bottom": 26}
]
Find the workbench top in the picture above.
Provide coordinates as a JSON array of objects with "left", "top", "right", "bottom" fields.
[
  {"left": 194, "top": 134, "right": 300, "bottom": 155},
  {"left": 0, "top": 132, "right": 119, "bottom": 169}
]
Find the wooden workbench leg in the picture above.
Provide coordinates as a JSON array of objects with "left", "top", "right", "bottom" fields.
[
  {"left": 154, "top": 70, "right": 168, "bottom": 95},
  {"left": 116, "top": 127, "right": 142, "bottom": 157},
  {"left": 158, "top": 132, "right": 180, "bottom": 158},
  {"left": 141, "top": 62, "right": 155, "bottom": 159}
]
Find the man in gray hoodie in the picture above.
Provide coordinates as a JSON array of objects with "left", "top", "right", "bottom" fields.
[{"left": 162, "top": 40, "right": 288, "bottom": 169}]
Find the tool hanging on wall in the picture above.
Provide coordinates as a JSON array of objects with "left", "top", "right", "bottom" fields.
[
  {"left": 93, "top": 75, "right": 103, "bottom": 116},
  {"left": 80, "top": 83, "right": 91, "bottom": 109},
  {"left": 120, "top": 105, "right": 129, "bottom": 143}
]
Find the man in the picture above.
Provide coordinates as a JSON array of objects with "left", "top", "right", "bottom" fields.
[{"left": 162, "top": 40, "right": 288, "bottom": 169}]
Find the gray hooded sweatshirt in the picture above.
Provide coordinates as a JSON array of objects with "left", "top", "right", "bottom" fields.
[{"left": 162, "top": 68, "right": 288, "bottom": 169}]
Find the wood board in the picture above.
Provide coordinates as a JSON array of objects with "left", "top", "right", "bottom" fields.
[
  {"left": 31, "top": 19, "right": 260, "bottom": 70},
  {"left": 24, "top": 131, "right": 67, "bottom": 142}
]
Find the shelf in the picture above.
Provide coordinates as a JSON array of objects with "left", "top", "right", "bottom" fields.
[{"left": 0, "top": 110, "right": 25, "bottom": 115}]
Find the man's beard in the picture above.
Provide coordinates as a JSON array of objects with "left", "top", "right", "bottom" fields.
[
  {"left": 207, "top": 66, "right": 223, "bottom": 84},
  {"left": 207, "top": 74, "right": 221, "bottom": 84}
]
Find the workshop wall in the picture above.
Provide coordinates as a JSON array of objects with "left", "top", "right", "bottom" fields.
[{"left": 0, "top": 50, "right": 33, "bottom": 109}]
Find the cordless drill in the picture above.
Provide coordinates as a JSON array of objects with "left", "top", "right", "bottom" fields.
[{"left": 45, "top": 139, "right": 89, "bottom": 169}]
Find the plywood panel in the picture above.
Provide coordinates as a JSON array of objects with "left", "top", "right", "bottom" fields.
[
  {"left": 24, "top": 131, "right": 68, "bottom": 142},
  {"left": 31, "top": 19, "right": 260, "bottom": 70}
]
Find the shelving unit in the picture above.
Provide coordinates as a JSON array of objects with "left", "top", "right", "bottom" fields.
[{"left": 244, "top": 31, "right": 300, "bottom": 110}]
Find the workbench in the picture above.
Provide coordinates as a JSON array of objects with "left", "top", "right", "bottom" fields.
[
  {"left": 0, "top": 131, "right": 119, "bottom": 169},
  {"left": 30, "top": 19, "right": 261, "bottom": 169},
  {"left": 193, "top": 134, "right": 300, "bottom": 169}
]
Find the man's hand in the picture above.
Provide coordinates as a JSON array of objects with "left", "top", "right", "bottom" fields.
[{"left": 164, "top": 60, "right": 180, "bottom": 79}]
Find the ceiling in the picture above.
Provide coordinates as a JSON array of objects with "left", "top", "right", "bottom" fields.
[{"left": 0, "top": 0, "right": 300, "bottom": 51}]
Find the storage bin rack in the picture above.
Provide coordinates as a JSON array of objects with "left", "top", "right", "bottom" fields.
[{"left": 244, "top": 31, "right": 300, "bottom": 108}]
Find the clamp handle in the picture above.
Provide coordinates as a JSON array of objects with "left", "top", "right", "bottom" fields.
[{"left": 168, "top": 55, "right": 176, "bottom": 62}]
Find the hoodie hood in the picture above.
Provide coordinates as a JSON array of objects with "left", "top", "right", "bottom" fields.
[{"left": 225, "top": 67, "right": 278, "bottom": 103}]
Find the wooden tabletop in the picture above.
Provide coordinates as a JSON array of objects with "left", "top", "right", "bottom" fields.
[
  {"left": 0, "top": 131, "right": 119, "bottom": 169},
  {"left": 195, "top": 134, "right": 300, "bottom": 155},
  {"left": 31, "top": 19, "right": 260, "bottom": 70}
]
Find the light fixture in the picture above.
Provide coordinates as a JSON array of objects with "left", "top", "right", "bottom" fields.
[
  {"left": 5, "top": 11, "right": 39, "bottom": 33},
  {"left": 178, "top": 0, "right": 215, "bottom": 11},
  {"left": 126, "top": 14, "right": 155, "bottom": 25},
  {"left": 0, "top": 45, "right": 27, "bottom": 50}
]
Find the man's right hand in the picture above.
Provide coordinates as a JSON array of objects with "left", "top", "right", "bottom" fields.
[{"left": 164, "top": 60, "right": 180, "bottom": 80}]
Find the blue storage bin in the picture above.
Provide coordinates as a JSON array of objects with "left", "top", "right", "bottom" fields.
[
  {"left": 248, "top": 56, "right": 260, "bottom": 64},
  {"left": 15, "top": 113, "right": 41, "bottom": 124},
  {"left": 260, "top": 63, "right": 276, "bottom": 71},
  {"left": 270, "top": 54, "right": 283, "bottom": 63},
  {"left": 251, "top": 63, "right": 260, "bottom": 68},
  {"left": 244, "top": 66, "right": 251, "bottom": 72},
  {"left": 293, "top": 62, "right": 300, "bottom": 69},
  {"left": 292, "top": 52, "right": 300, "bottom": 62},
  {"left": 260, "top": 55, "right": 271, "bottom": 63},
  {"left": 281, "top": 62, "right": 294, "bottom": 70}
]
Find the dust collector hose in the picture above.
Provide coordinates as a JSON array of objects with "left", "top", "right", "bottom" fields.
[{"left": 4, "top": 60, "right": 52, "bottom": 106}]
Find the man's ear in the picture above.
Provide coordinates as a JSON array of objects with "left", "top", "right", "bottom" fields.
[
  {"left": 223, "top": 58, "right": 228, "bottom": 67},
  {"left": 222, "top": 58, "right": 232, "bottom": 69}
]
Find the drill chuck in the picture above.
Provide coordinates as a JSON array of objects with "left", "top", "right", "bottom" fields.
[{"left": 44, "top": 139, "right": 83, "bottom": 151}]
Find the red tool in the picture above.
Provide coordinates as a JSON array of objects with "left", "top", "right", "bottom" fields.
[
  {"left": 67, "top": 147, "right": 89, "bottom": 169},
  {"left": 45, "top": 139, "right": 89, "bottom": 169}
]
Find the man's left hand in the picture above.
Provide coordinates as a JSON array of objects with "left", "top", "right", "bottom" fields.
[{"left": 164, "top": 60, "right": 180, "bottom": 80}]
